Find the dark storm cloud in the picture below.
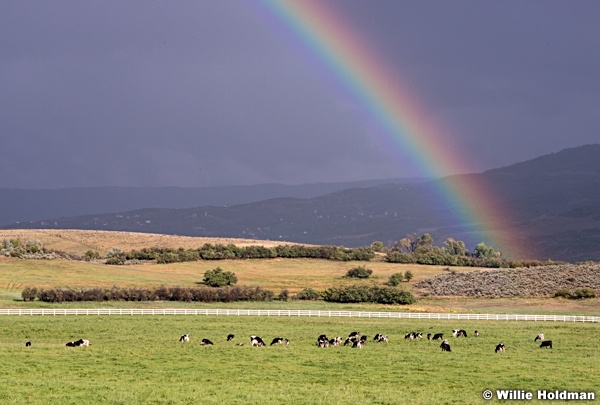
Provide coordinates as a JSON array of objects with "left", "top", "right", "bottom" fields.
[{"left": 1, "top": 0, "right": 599, "bottom": 188}]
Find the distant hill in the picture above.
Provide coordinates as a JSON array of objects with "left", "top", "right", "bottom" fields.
[
  {"left": 3, "top": 145, "right": 600, "bottom": 262},
  {"left": 0, "top": 178, "right": 425, "bottom": 226}
]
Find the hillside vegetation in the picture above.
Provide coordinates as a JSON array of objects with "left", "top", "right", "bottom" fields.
[{"left": 415, "top": 263, "right": 600, "bottom": 298}]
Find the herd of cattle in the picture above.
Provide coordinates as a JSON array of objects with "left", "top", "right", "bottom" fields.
[
  {"left": 23, "top": 331, "right": 553, "bottom": 351},
  {"left": 169, "top": 330, "right": 554, "bottom": 352}
]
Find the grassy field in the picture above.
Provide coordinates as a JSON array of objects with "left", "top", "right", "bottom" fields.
[
  {"left": 0, "top": 315, "right": 597, "bottom": 404},
  {"left": 2, "top": 255, "right": 599, "bottom": 315},
  {"left": 1, "top": 230, "right": 598, "bottom": 403}
]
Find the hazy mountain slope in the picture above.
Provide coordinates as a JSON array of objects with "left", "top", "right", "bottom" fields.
[
  {"left": 4, "top": 145, "right": 600, "bottom": 262},
  {"left": 0, "top": 178, "right": 422, "bottom": 226}
]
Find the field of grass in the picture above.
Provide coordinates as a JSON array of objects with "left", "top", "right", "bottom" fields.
[
  {"left": 2, "top": 255, "right": 599, "bottom": 315},
  {"left": 0, "top": 315, "right": 597, "bottom": 404}
]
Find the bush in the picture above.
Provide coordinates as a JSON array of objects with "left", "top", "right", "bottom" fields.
[
  {"left": 278, "top": 289, "right": 290, "bottom": 302},
  {"left": 321, "top": 285, "right": 416, "bottom": 305},
  {"left": 387, "top": 273, "right": 404, "bottom": 286},
  {"left": 571, "top": 288, "right": 596, "bottom": 300},
  {"left": 404, "top": 270, "right": 414, "bottom": 282},
  {"left": 294, "top": 288, "right": 321, "bottom": 300},
  {"left": 554, "top": 288, "right": 571, "bottom": 298},
  {"left": 345, "top": 265, "right": 373, "bottom": 279},
  {"left": 202, "top": 267, "right": 238, "bottom": 287}
]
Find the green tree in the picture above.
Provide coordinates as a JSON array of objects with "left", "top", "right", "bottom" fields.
[
  {"left": 442, "top": 238, "right": 468, "bottom": 256},
  {"left": 202, "top": 267, "right": 238, "bottom": 287},
  {"left": 415, "top": 233, "right": 434, "bottom": 253},
  {"left": 404, "top": 270, "right": 414, "bottom": 282},
  {"left": 472, "top": 242, "right": 497, "bottom": 259}
]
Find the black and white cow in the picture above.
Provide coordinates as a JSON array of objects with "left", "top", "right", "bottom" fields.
[
  {"left": 344, "top": 337, "right": 357, "bottom": 346},
  {"left": 474, "top": 330, "right": 480, "bottom": 337},
  {"left": 250, "top": 335, "right": 265, "bottom": 347},
  {"left": 179, "top": 334, "right": 190, "bottom": 343},
  {"left": 495, "top": 343, "right": 505, "bottom": 353},
  {"left": 352, "top": 340, "right": 363, "bottom": 349},
  {"left": 317, "top": 334, "right": 330, "bottom": 347},
  {"left": 539, "top": 340, "right": 553, "bottom": 349},
  {"left": 329, "top": 336, "right": 343, "bottom": 346},
  {"left": 432, "top": 333, "right": 444, "bottom": 341},
  {"left": 66, "top": 339, "right": 90, "bottom": 347},
  {"left": 270, "top": 337, "right": 285, "bottom": 346},
  {"left": 440, "top": 340, "right": 451, "bottom": 352},
  {"left": 227, "top": 334, "right": 235, "bottom": 341},
  {"left": 25, "top": 341, "right": 31, "bottom": 347},
  {"left": 452, "top": 329, "right": 467, "bottom": 338},
  {"left": 534, "top": 334, "right": 545, "bottom": 342},
  {"left": 201, "top": 338, "right": 214, "bottom": 346},
  {"left": 405, "top": 332, "right": 423, "bottom": 340},
  {"left": 374, "top": 334, "right": 388, "bottom": 343}
]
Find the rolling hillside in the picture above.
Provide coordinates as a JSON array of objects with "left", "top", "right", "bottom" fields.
[{"left": 3, "top": 145, "right": 600, "bottom": 262}]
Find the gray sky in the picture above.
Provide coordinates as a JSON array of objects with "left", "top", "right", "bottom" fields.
[{"left": 1, "top": 0, "right": 599, "bottom": 188}]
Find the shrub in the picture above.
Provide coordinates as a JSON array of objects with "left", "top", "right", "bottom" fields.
[
  {"left": 202, "top": 267, "right": 238, "bottom": 287},
  {"left": 554, "top": 288, "right": 571, "bottom": 298},
  {"left": 571, "top": 288, "right": 596, "bottom": 300},
  {"left": 321, "top": 285, "right": 416, "bottom": 305},
  {"left": 345, "top": 265, "right": 373, "bottom": 279},
  {"left": 84, "top": 250, "right": 101, "bottom": 261},
  {"left": 294, "top": 288, "right": 321, "bottom": 300},
  {"left": 387, "top": 273, "right": 404, "bottom": 286},
  {"left": 385, "top": 252, "right": 416, "bottom": 264},
  {"left": 404, "top": 270, "right": 414, "bottom": 282},
  {"left": 278, "top": 289, "right": 290, "bottom": 302}
]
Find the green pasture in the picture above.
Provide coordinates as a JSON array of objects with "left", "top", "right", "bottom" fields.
[{"left": 0, "top": 315, "right": 597, "bottom": 404}]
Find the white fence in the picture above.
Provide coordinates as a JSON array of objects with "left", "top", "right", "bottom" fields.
[{"left": 0, "top": 308, "right": 598, "bottom": 322}]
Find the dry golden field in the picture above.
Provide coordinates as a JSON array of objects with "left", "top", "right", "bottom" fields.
[
  {"left": 0, "top": 229, "right": 297, "bottom": 256},
  {"left": 1, "top": 229, "right": 598, "bottom": 315}
]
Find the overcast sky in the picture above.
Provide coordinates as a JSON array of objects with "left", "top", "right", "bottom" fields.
[{"left": 1, "top": 0, "right": 599, "bottom": 189}]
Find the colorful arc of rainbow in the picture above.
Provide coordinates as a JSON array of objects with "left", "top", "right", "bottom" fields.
[{"left": 259, "top": 0, "right": 528, "bottom": 259}]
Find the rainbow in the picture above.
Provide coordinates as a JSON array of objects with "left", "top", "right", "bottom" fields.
[{"left": 257, "top": 0, "right": 530, "bottom": 259}]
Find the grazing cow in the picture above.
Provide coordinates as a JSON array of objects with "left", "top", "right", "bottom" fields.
[
  {"left": 352, "top": 340, "right": 363, "bottom": 349},
  {"left": 440, "top": 340, "right": 451, "bottom": 352},
  {"left": 329, "top": 336, "right": 343, "bottom": 346},
  {"left": 270, "top": 337, "right": 284, "bottom": 346},
  {"left": 348, "top": 331, "right": 360, "bottom": 338},
  {"left": 179, "top": 334, "right": 190, "bottom": 343},
  {"left": 201, "top": 338, "right": 214, "bottom": 346},
  {"left": 474, "top": 330, "right": 480, "bottom": 337},
  {"left": 250, "top": 335, "right": 265, "bottom": 347},
  {"left": 452, "top": 329, "right": 467, "bottom": 338},
  {"left": 374, "top": 334, "right": 388, "bottom": 343},
  {"left": 495, "top": 343, "right": 505, "bottom": 353},
  {"left": 284, "top": 339, "right": 290, "bottom": 346},
  {"left": 25, "top": 341, "right": 31, "bottom": 347},
  {"left": 227, "top": 334, "right": 235, "bottom": 341},
  {"left": 427, "top": 333, "right": 432, "bottom": 340},
  {"left": 432, "top": 333, "right": 444, "bottom": 341},
  {"left": 318, "top": 334, "right": 330, "bottom": 347},
  {"left": 534, "top": 334, "right": 545, "bottom": 342},
  {"left": 344, "top": 337, "right": 357, "bottom": 346},
  {"left": 360, "top": 335, "right": 368, "bottom": 343},
  {"left": 540, "top": 340, "right": 553, "bottom": 349},
  {"left": 405, "top": 332, "right": 423, "bottom": 340}
]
